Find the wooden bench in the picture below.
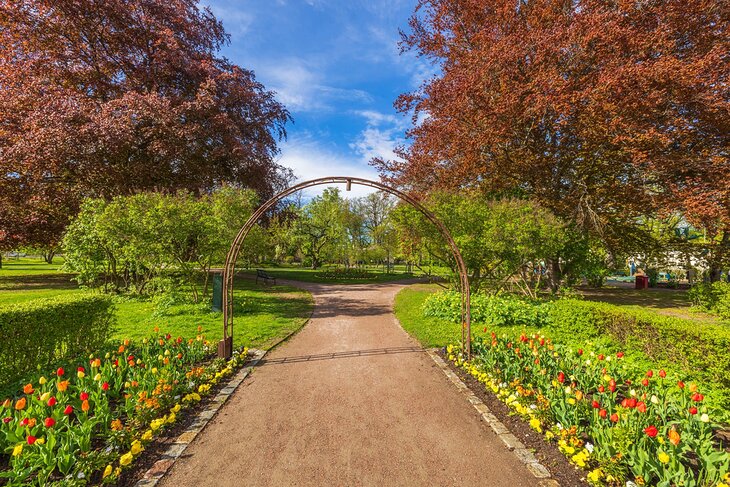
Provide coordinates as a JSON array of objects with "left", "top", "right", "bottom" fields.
[{"left": 256, "top": 269, "right": 277, "bottom": 285}]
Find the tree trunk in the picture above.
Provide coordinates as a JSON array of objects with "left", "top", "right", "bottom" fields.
[
  {"left": 548, "top": 258, "right": 562, "bottom": 293},
  {"left": 0, "top": 253, "right": 3, "bottom": 269},
  {"left": 43, "top": 250, "right": 55, "bottom": 264}
]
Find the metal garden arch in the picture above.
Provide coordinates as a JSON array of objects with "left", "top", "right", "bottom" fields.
[{"left": 218, "top": 177, "right": 472, "bottom": 359}]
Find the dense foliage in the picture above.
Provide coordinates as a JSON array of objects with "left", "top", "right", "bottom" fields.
[
  {"left": 425, "top": 291, "right": 730, "bottom": 409},
  {"left": 62, "top": 188, "right": 263, "bottom": 300},
  {"left": 449, "top": 335, "right": 730, "bottom": 486},
  {"left": 0, "top": 295, "right": 114, "bottom": 394},
  {"left": 0, "top": 330, "right": 248, "bottom": 485},
  {"left": 688, "top": 282, "right": 730, "bottom": 321},
  {"left": 0, "top": 0, "right": 291, "bottom": 250}
]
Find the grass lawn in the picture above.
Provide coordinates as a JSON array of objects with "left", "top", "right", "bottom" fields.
[{"left": 1, "top": 257, "right": 314, "bottom": 351}]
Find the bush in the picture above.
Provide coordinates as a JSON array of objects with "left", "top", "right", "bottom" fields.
[
  {"left": 423, "top": 291, "right": 550, "bottom": 328},
  {"left": 0, "top": 294, "right": 115, "bottom": 393},
  {"left": 688, "top": 281, "right": 730, "bottom": 320},
  {"left": 548, "top": 299, "right": 730, "bottom": 407}
]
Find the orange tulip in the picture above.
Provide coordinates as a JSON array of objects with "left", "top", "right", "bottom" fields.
[
  {"left": 15, "top": 397, "right": 26, "bottom": 410},
  {"left": 2, "top": 398, "right": 11, "bottom": 408},
  {"left": 23, "top": 384, "right": 34, "bottom": 395},
  {"left": 668, "top": 428, "right": 681, "bottom": 446},
  {"left": 57, "top": 380, "right": 70, "bottom": 392},
  {"left": 81, "top": 400, "right": 90, "bottom": 413}
]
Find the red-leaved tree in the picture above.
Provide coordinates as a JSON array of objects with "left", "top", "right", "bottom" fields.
[
  {"left": 0, "top": 0, "right": 291, "bottom": 250},
  {"left": 377, "top": 0, "right": 729, "bottom": 275}
]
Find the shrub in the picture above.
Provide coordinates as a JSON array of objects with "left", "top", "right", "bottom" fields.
[
  {"left": 423, "top": 290, "right": 550, "bottom": 328},
  {"left": 0, "top": 294, "right": 114, "bottom": 394},
  {"left": 547, "top": 299, "right": 730, "bottom": 407},
  {"left": 688, "top": 281, "right": 730, "bottom": 320}
]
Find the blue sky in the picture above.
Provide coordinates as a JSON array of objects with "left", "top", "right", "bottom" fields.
[{"left": 203, "top": 0, "right": 433, "bottom": 196}]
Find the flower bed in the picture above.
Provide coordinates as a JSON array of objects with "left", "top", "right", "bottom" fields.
[
  {"left": 0, "top": 327, "right": 249, "bottom": 485},
  {"left": 447, "top": 333, "right": 730, "bottom": 486}
]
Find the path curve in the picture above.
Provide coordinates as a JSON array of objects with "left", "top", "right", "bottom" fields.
[{"left": 159, "top": 280, "right": 536, "bottom": 486}]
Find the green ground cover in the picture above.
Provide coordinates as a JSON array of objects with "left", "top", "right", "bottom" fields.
[
  {"left": 244, "top": 265, "right": 420, "bottom": 284},
  {"left": 0, "top": 257, "right": 313, "bottom": 351}
]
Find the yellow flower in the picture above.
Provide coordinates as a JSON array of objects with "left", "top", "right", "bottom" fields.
[
  {"left": 141, "top": 430, "right": 153, "bottom": 441},
  {"left": 171, "top": 404, "right": 181, "bottom": 413},
  {"left": 587, "top": 468, "right": 603, "bottom": 483},
  {"left": 94, "top": 373, "right": 102, "bottom": 381},
  {"left": 700, "top": 413, "right": 710, "bottom": 423},
  {"left": 119, "top": 452, "right": 133, "bottom": 466},
  {"left": 103, "top": 465, "right": 113, "bottom": 478},
  {"left": 150, "top": 417, "right": 166, "bottom": 431},
  {"left": 130, "top": 440, "right": 143, "bottom": 456},
  {"left": 77, "top": 371, "right": 85, "bottom": 379},
  {"left": 658, "top": 451, "right": 670, "bottom": 464},
  {"left": 529, "top": 418, "right": 542, "bottom": 433},
  {"left": 39, "top": 376, "right": 47, "bottom": 385},
  {"left": 545, "top": 431, "right": 555, "bottom": 440},
  {"left": 40, "top": 392, "right": 51, "bottom": 402},
  {"left": 35, "top": 438, "right": 45, "bottom": 445},
  {"left": 12, "top": 444, "right": 24, "bottom": 456}
]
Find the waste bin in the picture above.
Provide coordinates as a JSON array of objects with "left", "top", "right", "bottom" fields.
[
  {"left": 635, "top": 275, "right": 649, "bottom": 289},
  {"left": 212, "top": 272, "right": 223, "bottom": 312}
]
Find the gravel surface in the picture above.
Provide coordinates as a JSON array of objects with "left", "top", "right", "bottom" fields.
[{"left": 158, "top": 281, "right": 537, "bottom": 486}]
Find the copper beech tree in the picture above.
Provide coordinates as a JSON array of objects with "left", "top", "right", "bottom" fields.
[
  {"left": 0, "top": 0, "right": 291, "bottom": 250},
  {"left": 376, "top": 0, "right": 729, "bottom": 278}
]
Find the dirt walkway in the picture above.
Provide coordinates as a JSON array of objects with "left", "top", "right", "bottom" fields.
[{"left": 159, "top": 281, "right": 537, "bottom": 486}]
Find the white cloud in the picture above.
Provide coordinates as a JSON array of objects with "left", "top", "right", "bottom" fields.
[
  {"left": 260, "top": 60, "right": 372, "bottom": 112},
  {"left": 277, "top": 135, "right": 380, "bottom": 198},
  {"left": 349, "top": 110, "right": 407, "bottom": 166}
]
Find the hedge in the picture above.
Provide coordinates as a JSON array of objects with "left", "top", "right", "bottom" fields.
[
  {"left": 548, "top": 299, "right": 730, "bottom": 406},
  {"left": 0, "top": 294, "right": 115, "bottom": 393}
]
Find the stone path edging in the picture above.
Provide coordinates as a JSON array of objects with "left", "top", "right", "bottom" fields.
[
  {"left": 134, "top": 349, "right": 267, "bottom": 487},
  {"left": 426, "top": 349, "right": 560, "bottom": 487}
]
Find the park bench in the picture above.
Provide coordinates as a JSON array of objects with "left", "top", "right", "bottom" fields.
[{"left": 256, "top": 269, "right": 277, "bottom": 286}]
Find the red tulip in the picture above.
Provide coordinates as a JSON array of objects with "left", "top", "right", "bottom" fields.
[
  {"left": 80, "top": 392, "right": 89, "bottom": 401},
  {"left": 540, "top": 338, "right": 545, "bottom": 346},
  {"left": 599, "top": 409, "right": 607, "bottom": 418},
  {"left": 689, "top": 407, "right": 698, "bottom": 415},
  {"left": 592, "top": 400, "right": 600, "bottom": 409},
  {"left": 598, "top": 385, "right": 605, "bottom": 393},
  {"left": 2, "top": 417, "right": 11, "bottom": 424},
  {"left": 598, "top": 354, "right": 605, "bottom": 361},
  {"left": 677, "top": 381, "right": 685, "bottom": 389},
  {"left": 644, "top": 425, "right": 658, "bottom": 437},
  {"left": 47, "top": 397, "right": 57, "bottom": 407},
  {"left": 659, "top": 369, "right": 666, "bottom": 379},
  {"left": 642, "top": 378, "right": 649, "bottom": 387},
  {"left": 20, "top": 418, "right": 29, "bottom": 426},
  {"left": 165, "top": 333, "right": 172, "bottom": 340},
  {"left": 44, "top": 417, "right": 55, "bottom": 428},
  {"left": 102, "top": 382, "right": 109, "bottom": 391},
  {"left": 56, "top": 367, "right": 64, "bottom": 376},
  {"left": 646, "top": 370, "right": 653, "bottom": 378},
  {"left": 557, "top": 372, "right": 565, "bottom": 384},
  {"left": 27, "top": 435, "right": 36, "bottom": 445},
  {"left": 621, "top": 398, "right": 629, "bottom": 408},
  {"left": 610, "top": 413, "right": 619, "bottom": 422},
  {"left": 609, "top": 380, "right": 616, "bottom": 393},
  {"left": 577, "top": 349, "right": 583, "bottom": 356},
  {"left": 63, "top": 405, "right": 73, "bottom": 415},
  {"left": 616, "top": 352, "right": 624, "bottom": 358},
  {"left": 77, "top": 366, "right": 85, "bottom": 373},
  {"left": 627, "top": 398, "right": 637, "bottom": 408},
  {"left": 692, "top": 393, "right": 704, "bottom": 402},
  {"left": 637, "top": 402, "right": 647, "bottom": 413}
]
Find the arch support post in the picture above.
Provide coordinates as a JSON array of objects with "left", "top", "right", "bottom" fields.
[{"left": 219, "top": 177, "right": 472, "bottom": 360}]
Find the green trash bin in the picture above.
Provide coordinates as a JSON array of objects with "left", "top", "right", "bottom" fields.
[{"left": 212, "top": 273, "right": 223, "bottom": 312}]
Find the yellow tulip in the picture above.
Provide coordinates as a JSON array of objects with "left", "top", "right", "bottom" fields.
[
  {"left": 658, "top": 451, "right": 670, "bottom": 464},
  {"left": 103, "top": 465, "right": 113, "bottom": 478},
  {"left": 12, "top": 444, "right": 23, "bottom": 457},
  {"left": 38, "top": 376, "right": 47, "bottom": 385}
]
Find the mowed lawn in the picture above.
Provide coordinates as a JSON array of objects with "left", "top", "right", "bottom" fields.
[{"left": 0, "top": 257, "right": 313, "bottom": 351}]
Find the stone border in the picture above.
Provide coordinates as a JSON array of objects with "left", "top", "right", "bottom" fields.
[
  {"left": 134, "top": 349, "right": 267, "bottom": 487},
  {"left": 427, "top": 349, "right": 560, "bottom": 487}
]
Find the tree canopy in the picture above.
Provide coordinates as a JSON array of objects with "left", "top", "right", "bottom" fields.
[
  {"left": 376, "top": 0, "right": 729, "bottom": 261},
  {"left": 0, "top": 0, "right": 291, "bottom": 250}
]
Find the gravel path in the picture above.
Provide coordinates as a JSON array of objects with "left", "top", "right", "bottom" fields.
[{"left": 159, "top": 281, "right": 536, "bottom": 486}]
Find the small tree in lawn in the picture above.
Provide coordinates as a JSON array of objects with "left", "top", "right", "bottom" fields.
[{"left": 294, "top": 188, "right": 348, "bottom": 269}]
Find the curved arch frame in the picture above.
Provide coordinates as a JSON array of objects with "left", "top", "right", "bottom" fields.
[{"left": 219, "top": 177, "right": 471, "bottom": 359}]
